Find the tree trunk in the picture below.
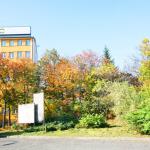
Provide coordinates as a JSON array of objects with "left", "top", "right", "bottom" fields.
[
  {"left": 8, "top": 105, "right": 11, "bottom": 126},
  {"left": 2, "top": 100, "right": 6, "bottom": 128},
  {"left": 24, "top": 84, "right": 26, "bottom": 103}
]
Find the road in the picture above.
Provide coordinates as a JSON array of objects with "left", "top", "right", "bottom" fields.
[{"left": 0, "top": 137, "right": 150, "bottom": 150}]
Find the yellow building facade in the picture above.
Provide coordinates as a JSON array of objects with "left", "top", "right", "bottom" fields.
[{"left": 0, "top": 27, "right": 37, "bottom": 62}]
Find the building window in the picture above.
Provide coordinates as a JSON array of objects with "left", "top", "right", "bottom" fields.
[
  {"left": 9, "top": 52, "right": 14, "bottom": 59},
  {"left": 26, "top": 40, "right": 30, "bottom": 46},
  {"left": 2, "top": 52, "right": 6, "bottom": 58},
  {"left": 1, "top": 40, "right": 6, "bottom": 47},
  {"left": 17, "top": 51, "right": 22, "bottom": 58},
  {"left": 18, "top": 40, "right": 22, "bottom": 46},
  {"left": 25, "top": 51, "right": 30, "bottom": 58},
  {"left": 10, "top": 40, "right": 14, "bottom": 46}
]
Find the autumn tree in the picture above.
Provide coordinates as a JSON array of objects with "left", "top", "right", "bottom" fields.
[
  {"left": 73, "top": 50, "right": 100, "bottom": 72},
  {"left": 0, "top": 56, "right": 13, "bottom": 127},
  {"left": 40, "top": 54, "right": 79, "bottom": 100},
  {"left": 14, "top": 59, "right": 37, "bottom": 104},
  {"left": 39, "top": 49, "right": 60, "bottom": 98}
]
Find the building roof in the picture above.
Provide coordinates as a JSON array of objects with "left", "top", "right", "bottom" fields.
[{"left": 0, "top": 26, "right": 31, "bottom": 37}]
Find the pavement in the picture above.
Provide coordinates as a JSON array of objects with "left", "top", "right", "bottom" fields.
[{"left": 0, "top": 137, "right": 150, "bottom": 150}]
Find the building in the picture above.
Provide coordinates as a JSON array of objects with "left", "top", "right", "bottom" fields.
[{"left": 0, "top": 26, "right": 38, "bottom": 62}]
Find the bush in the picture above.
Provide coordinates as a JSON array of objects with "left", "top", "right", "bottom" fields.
[
  {"left": 76, "top": 114, "right": 107, "bottom": 128},
  {"left": 126, "top": 107, "right": 150, "bottom": 134},
  {"left": 45, "top": 122, "right": 57, "bottom": 131},
  {"left": 46, "top": 121, "right": 75, "bottom": 131},
  {"left": 11, "top": 122, "right": 23, "bottom": 130},
  {"left": 24, "top": 121, "right": 76, "bottom": 132},
  {"left": 24, "top": 125, "right": 45, "bottom": 132}
]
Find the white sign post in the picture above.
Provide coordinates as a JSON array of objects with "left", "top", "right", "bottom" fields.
[
  {"left": 18, "top": 104, "right": 35, "bottom": 124},
  {"left": 33, "top": 93, "right": 44, "bottom": 123}
]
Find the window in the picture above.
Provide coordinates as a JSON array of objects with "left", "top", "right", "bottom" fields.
[
  {"left": 10, "top": 40, "right": 14, "bottom": 46},
  {"left": 26, "top": 40, "right": 30, "bottom": 46},
  {"left": 9, "top": 52, "right": 14, "bottom": 59},
  {"left": 17, "top": 51, "right": 22, "bottom": 58},
  {"left": 25, "top": 51, "right": 30, "bottom": 58},
  {"left": 2, "top": 52, "right": 6, "bottom": 58},
  {"left": 18, "top": 40, "right": 22, "bottom": 46},
  {"left": 1, "top": 40, "right": 6, "bottom": 47}
]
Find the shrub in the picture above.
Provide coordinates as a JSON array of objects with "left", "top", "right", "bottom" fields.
[
  {"left": 76, "top": 114, "right": 107, "bottom": 128},
  {"left": 46, "top": 121, "right": 75, "bottom": 131},
  {"left": 24, "top": 121, "right": 76, "bottom": 132},
  {"left": 45, "top": 122, "right": 57, "bottom": 131},
  {"left": 24, "top": 125, "right": 45, "bottom": 132},
  {"left": 11, "top": 122, "right": 23, "bottom": 130},
  {"left": 126, "top": 106, "right": 150, "bottom": 134}
]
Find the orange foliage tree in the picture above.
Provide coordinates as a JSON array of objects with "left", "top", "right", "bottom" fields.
[{"left": 0, "top": 55, "right": 38, "bottom": 127}]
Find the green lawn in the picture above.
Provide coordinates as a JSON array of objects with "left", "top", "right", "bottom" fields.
[{"left": 0, "top": 120, "right": 149, "bottom": 138}]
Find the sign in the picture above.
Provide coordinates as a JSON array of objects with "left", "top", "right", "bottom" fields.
[
  {"left": 0, "top": 26, "right": 31, "bottom": 35},
  {"left": 33, "top": 93, "right": 44, "bottom": 123},
  {"left": 18, "top": 104, "right": 35, "bottom": 124}
]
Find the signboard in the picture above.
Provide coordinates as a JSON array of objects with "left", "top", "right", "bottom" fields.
[
  {"left": 33, "top": 93, "right": 44, "bottom": 123},
  {"left": 18, "top": 104, "right": 35, "bottom": 124},
  {"left": 0, "top": 26, "right": 31, "bottom": 35}
]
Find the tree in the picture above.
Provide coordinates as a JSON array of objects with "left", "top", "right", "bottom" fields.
[
  {"left": 73, "top": 50, "right": 100, "bottom": 105},
  {"left": 108, "top": 82, "right": 140, "bottom": 117},
  {"left": 0, "top": 56, "right": 38, "bottom": 128},
  {"left": 138, "top": 38, "right": 150, "bottom": 105},
  {"left": 125, "top": 39, "right": 150, "bottom": 135},
  {"left": 73, "top": 50, "right": 100, "bottom": 72},
  {"left": 0, "top": 55, "right": 13, "bottom": 127},
  {"left": 39, "top": 50, "right": 82, "bottom": 119},
  {"left": 16, "top": 59, "right": 37, "bottom": 104},
  {"left": 103, "top": 46, "right": 114, "bottom": 64},
  {"left": 39, "top": 49, "right": 60, "bottom": 98},
  {"left": 42, "top": 49, "right": 60, "bottom": 67}
]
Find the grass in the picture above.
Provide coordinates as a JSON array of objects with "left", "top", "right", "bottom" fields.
[{"left": 0, "top": 119, "right": 150, "bottom": 138}]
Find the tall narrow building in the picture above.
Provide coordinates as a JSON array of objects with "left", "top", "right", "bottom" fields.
[{"left": 0, "top": 26, "right": 38, "bottom": 62}]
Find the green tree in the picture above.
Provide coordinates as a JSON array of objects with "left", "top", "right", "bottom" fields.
[
  {"left": 139, "top": 38, "right": 150, "bottom": 105},
  {"left": 108, "top": 82, "right": 140, "bottom": 117},
  {"left": 125, "top": 39, "right": 150, "bottom": 135},
  {"left": 43, "top": 49, "right": 60, "bottom": 67},
  {"left": 103, "top": 46, "right": 114, "bottom": 64}
]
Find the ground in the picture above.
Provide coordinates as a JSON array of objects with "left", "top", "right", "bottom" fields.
[
  {"left": 1, "top": 119, "right": 149, "bottom": 138},
  {"left": 1, "top": 137, "right": 150, "bottom": 150}
]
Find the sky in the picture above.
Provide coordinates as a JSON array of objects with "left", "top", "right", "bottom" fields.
[{"left": 1, "top": 0, "right": 150, "bottom": 69}]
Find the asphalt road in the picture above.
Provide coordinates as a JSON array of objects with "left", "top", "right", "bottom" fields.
[{"left": 0, "top": 137, "right": 150, "bottom": 150}]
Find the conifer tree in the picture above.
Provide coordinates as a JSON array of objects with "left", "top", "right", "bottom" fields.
[{"left": 103, "top": 46, "right": 114, "bottom": 64}]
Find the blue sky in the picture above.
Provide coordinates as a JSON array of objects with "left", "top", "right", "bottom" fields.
[{"left": 1, "top": 0, "right": 150, "bottom": 68}]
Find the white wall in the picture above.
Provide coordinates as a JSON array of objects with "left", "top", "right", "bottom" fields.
[{"left": 18, "top": 104, "right": 35, "bottom": 124}]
